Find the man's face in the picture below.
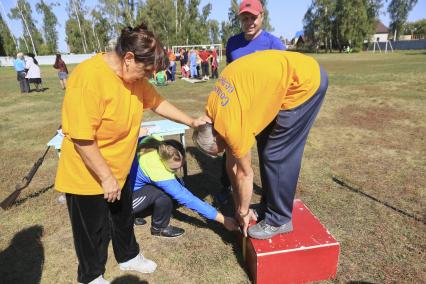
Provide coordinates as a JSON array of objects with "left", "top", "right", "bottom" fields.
[{"left": 239, "top": 12, "right": 263, "bottom": 39}]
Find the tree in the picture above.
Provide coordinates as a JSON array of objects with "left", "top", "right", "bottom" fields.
[
  {"left": 65, "top": 0, "right": 97, "bottom": 53},
  {"left": 36, "top": 0, "right": 59, "bottom": 54},
  {"left": 9, "top": 0, "right": 44, "bottom": 55},
  {"left": 303, "top": 0, "right": 334, "bottom": 52},
  {"left": 175, "top": 0, "right": 187, "bottom": 44},
  {"left": 259, "top": 0, "right": 273, "bottom": 32},
  {"left": 403, "top": 19, "right": 426, "bottom": 37},
  {"left": 91, "top": 9, "right": 112, "bottom": 52},
  {"left": 209, "top": 19, "right": 220, "bottom": 44},
  {"left": 99, "top": 0, "right": 137, "bottom": 39},
  {"left": 220, "top": 0, "right": 240, "bottom": 46},
  {"left": 387, "top": 0, "right": 418, "bottom": 40},
  {"left": 198, "top": 2, "right": 212, "bottom": 44},
  {"left": 0, "top": 14, "right": 17, "bottom": 56},
  {"left": 304, "top": 0, "right": 382, "bottom": 51},
  {"left": 137, "top": 0, "right": 176, "bottom": 46}
]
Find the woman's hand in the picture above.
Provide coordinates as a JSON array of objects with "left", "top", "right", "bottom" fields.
[
  {"left": 191, "top": 114, "right": 211, "bottom": 128},
  {"left": 236, "top": 209, "right": 257, "bottom": 237},
  {"left": 101, "top": 174, "right": 121, "bottom": 202}
]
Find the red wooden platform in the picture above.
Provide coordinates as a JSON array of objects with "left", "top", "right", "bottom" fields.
[{"left": 243, "top": 199, "right": 340, "bottom": 284}]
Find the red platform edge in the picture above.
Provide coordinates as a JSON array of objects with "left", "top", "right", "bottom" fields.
[{"left": 243, "top": 199, "right": 340, "bottom": 284}]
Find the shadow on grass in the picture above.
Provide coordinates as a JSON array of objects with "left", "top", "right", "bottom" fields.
[
  {"left": 182, "top": 147, "right": 250, "bottom": 270},
  {"left": 111, "top": 275, "right": 149, "bottom": 284},
  {"left": 0, "top": 225, "right": 44, "bottom": 284}
]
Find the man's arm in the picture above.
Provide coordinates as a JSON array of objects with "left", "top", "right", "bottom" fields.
[{"left": 226, "top": 150, "right": 257, "bottom": 236}]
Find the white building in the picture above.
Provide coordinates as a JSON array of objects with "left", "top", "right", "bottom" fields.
[{"left": 372, "top": 21, "right": 389, "bottom": 42}]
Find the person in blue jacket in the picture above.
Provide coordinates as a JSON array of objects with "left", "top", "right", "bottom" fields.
[{"left": 128, "top": 135, "right": 238, "bottom": 238}]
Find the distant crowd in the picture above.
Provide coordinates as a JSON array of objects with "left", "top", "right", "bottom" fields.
[
  {"left": 13, "top": 52, "right": 68, "bottom": 93},
  {"left": 150, "top": 46, "right": 219, "bottom": 86}
]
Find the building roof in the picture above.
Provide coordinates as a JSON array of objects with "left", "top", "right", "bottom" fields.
[{"left": 375, "top": 21, "right": 389, "bottom": 34}]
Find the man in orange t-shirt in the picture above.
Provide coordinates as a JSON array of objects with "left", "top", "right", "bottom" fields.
[{"left": 193, "top": 50, "right": 328, "bottom": 240}]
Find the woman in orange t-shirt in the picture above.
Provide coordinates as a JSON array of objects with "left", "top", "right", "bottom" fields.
[{"left": 55, "top": 23, "right": 206, "bottom": 284}]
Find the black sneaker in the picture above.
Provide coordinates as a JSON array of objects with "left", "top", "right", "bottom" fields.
[
  {"left": 134, "top": 217, "right": 147, "bottom": 226},
  {"left": 151, "top": 225, "right": 185, "bottom": 238},
  {"left": 250, "top": 203, "right": 266, "bottom": 221}
]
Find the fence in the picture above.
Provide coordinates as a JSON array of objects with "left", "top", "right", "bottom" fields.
[
  {"left": 371, "top": 39, "right": 426, "bottom": 51},
  {"left": 0, "top": 53, "right": 95, "bottom": 67}
]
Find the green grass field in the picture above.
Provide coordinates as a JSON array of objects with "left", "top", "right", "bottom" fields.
[{"left": 0, "top": 51, "right": 425, "bottom": 283}]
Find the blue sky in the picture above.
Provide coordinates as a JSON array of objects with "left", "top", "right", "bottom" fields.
[{"left": 1, "top": 0, "right": 425, "bottom": 53}]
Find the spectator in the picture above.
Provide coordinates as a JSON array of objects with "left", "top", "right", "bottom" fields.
[
  {"left": 210, "top": 46, "right": 219, "bottom": 79},
  {"left": 13, "top": 52, "right": 29, "bottom": 93},
  {"left": 53, "top": 53, "right": 68, "bottom": 90},
  {"left": 226, "top": 0, "right": 285, "bottom": 64},
  {"left": 189, "top": 48, "right": 198, "bottom": 79},
  {"left": 25, "top": 53, "right": 43, "bottom": 92},
  {"left": 199, "top": 46, "right": 211, "bottom": 80},
  {"left": 181, "top": 63, "right": 190, "bottom": 78},
  {"left": 153, "top": 69, "right": 167, "bottom": 86},
  {"left": 129, "top": 135, "right": 238, "bottom": 238},
  {"left": 168, "top": 48, "right": 176, "bottom": 82}
]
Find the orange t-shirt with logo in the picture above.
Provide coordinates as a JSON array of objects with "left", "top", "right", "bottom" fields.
[
  {"left": 55, "top": 53, "right": 164, "bottom": 195},
  {"left": 206, "top": 50, "right": 321, "bottom": 158}
]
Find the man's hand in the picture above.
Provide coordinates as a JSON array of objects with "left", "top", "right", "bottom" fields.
[
  {"left": 223, "top": 217, "right": 239, "bottom": 231},
  {"left": 101, "top": 174, "right": 121, "bottom": 202},
  {"left": 236, "top": 209, "right": 257, "bottom": 237}
]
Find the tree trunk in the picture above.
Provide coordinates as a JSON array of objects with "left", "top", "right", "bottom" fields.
[{"left": 17, "top": 2, "right": 37, "bottom": 55}]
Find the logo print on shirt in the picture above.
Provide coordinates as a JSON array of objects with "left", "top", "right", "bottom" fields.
[{"left": 215, "top": 76, "right": 235, "bottom": 107}]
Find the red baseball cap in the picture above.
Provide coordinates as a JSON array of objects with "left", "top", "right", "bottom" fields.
[{"left": 238, "top": 0, "right": 264, "bottom": 16}]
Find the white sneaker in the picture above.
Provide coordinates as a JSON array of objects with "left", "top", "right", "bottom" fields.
[
  {"left": 79, "top": 275, "right": 110, "bottom": 284},
  {"left": 119, "top": 254, "right": 157, "bottom": 274}
]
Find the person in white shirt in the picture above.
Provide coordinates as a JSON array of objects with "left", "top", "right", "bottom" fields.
[{"left": 25, "top": 53, "right": 43, "bottom": 92}]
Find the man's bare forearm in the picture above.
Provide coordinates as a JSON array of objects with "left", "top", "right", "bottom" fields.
[
  {"left": 228, "top": 151, "right": 254, "bottom": 215},
  {"left": 235, "top": 170, "right": 254, "bottom": 214}
]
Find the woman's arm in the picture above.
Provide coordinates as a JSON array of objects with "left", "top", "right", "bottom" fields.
[
  {"left": 152, "top": 100, "right": 206, "bottom": 128},
  {"left": 215, "top": 212, "right": 239, "bottom": 231},
  {"left": 155, "top": 178, "right": 238, "bottom": 231},
  {"left": 72, "top": 139, "right": 121, "bottom": 202}
]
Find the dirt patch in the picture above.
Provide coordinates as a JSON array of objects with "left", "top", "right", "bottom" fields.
[{"left": 336, "top": 105, "right": 411, "bottom": 131}]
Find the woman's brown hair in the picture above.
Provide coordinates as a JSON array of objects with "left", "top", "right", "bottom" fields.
[{"left": 115, "top": 23, "right": 168, "bottom": 72}]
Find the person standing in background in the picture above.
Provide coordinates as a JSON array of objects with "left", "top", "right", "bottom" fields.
[
  {"left": 13, "top": 52, "right": 29, "bottom": 93},
  {"left": 168, "top": 48, "right": 176, "bottom": 82},
  {"left": 189, "top": 48, "right": 198, "bottom": 79},
  {"left": 210, "top": 46, "right": 219, "bottom": 79},
  {"left": 226, "top": 0, "right": 286, "bottom": 64},
  {"left": 25, "top": 53, "right": 43, "bottom": 92},
  {"left": 53, "top": 53, "right": 68, "bottom": 90},
  {"left": 215, "top": 0, "right": 287, "bottom": 205},
  {"left": 199, "top": 46, "right": 211, "bottom": 80}
]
